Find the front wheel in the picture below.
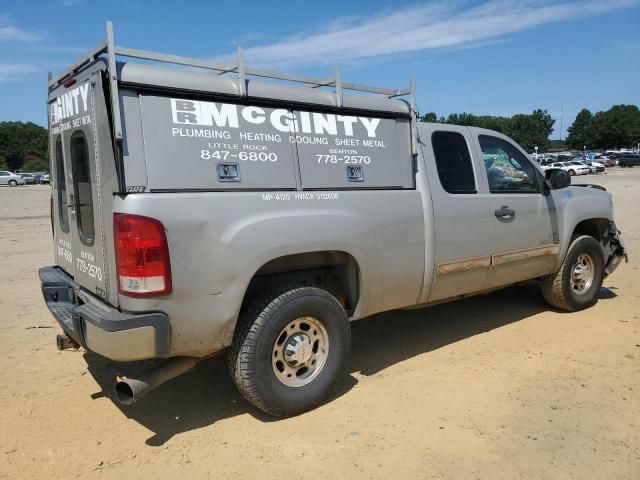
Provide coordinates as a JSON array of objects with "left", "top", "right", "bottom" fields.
[
  {"left": 229, "top": 285, "right": 351, "bottom": 417},
  {"left": 8, "top": 180, "right": 18, "bottom": 187},
  {"left": 541, "top": 235, "right": 605, "bottom": 311}
]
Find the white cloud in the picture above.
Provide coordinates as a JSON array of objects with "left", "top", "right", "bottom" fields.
[
  {"left": 234, "top": 0, "right": 640, "bottom": 68},
  {"left": 60, "top": 0, "right": 84, "bottom": 6},
  {"left": 0, "top": 14, "right": 44, "bottom": 42},
  {"left": 0, "top": 63, "right": 37, "bottom": 81}
]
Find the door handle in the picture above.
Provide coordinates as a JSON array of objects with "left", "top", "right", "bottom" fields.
[{"left": 494, "top": 206, "right": 516, "bottom": 220}]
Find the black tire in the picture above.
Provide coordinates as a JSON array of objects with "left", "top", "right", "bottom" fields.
[
  {"left": 567, "top": 169, "right": 575, "bottom": 176},
  {"left": 541, "top": 235, "right": 605, "bottom": 311},
  {"left": 229, "top": 285, "right": 351, "bottom": 417},
  {"left": 8, "top": 180, "right": 17, "bottom": 187}
]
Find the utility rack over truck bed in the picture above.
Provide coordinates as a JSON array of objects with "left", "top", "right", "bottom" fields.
[{"left": 49, "top": 21, "right": 419, "bottom": 190}]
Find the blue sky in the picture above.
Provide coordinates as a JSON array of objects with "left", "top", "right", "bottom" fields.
[{"left": 1, "top": 0, "right": 639, "bottom": 138}]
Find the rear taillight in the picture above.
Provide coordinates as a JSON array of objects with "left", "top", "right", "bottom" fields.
[{"left": 114, "top": 214, "right": 172, "bottom": 298}]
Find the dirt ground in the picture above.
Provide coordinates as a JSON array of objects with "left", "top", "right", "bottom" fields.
[{"left": 1, "top": 170, "right": 639, "bottom": 480}]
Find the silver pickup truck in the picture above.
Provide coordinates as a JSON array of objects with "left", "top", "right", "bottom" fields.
[{"left": 40, "top": 23, "right": 626, "bottom": 417}]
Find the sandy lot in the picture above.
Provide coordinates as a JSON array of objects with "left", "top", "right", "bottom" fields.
[{"left": 1, "top": 171, "right": 639, "bottom": 479}]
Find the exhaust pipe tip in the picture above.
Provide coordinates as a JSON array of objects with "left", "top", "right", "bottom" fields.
[
  {"left": 113, "top": 357, "right": 199, "bottom": 406},
  {"left": 115, "top": 380, "right": 138, "bottom": 406}
]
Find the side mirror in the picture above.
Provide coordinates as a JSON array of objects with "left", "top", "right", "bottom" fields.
[{"left": 544, "top": 168, "right": 571, "bottom": 191}]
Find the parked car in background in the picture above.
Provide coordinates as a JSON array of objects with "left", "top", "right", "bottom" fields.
[
  {"left": 20, "top": 173, "right": 37, "bottom": 184},
  {"left": 0, "top": 171, "right": 26, "bottom": 186},
  {"left": 605, "top": 154, "right": 621, "bottom": 166},
  {"left": 31, "top": 172, "right": 44, "bottom": 183},
  {"left": 594, "top": 155, "right": 617, "bottom": 167},
  {"left": 618, "top": 153, "right": 640, "bottom": 167},
  {"left": 606, "top": 159, "right": 618, "bottom": 167},
  {"left": 39, "top": 173, "right": 50, "bottom": 184},
  {"left": 539, "top": 157, "right": 555, "bottom": 166},
  {"left": 579, "top": 160, "right": 605, "bottom": 173},
  {"left": 545, "top": 162, "right": 590, "bottom": 176},
  {"left": 567, "top": 161, "right": 593, "bottom": 175}
]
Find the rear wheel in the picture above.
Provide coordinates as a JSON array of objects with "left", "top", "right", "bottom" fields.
[
  {"left": 8, "top": 180, "right": 17, "bottom": 187},
  {"left": 541, "top": 235, "right": 604, "bottom": 311},
  {"left": 568, "top": 169, "right": 575, "bottom": 176},
  {"left": 229, "top": 285, "right": 351, "bottom": 417}
]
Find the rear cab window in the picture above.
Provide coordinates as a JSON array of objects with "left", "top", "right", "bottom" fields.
[{"left": 431, "top": 131, "right": 477, "bottom": 194}]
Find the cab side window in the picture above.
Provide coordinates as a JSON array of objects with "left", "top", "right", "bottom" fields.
[
  {"left": 479, "top": 135, "right": 539, "bottom": 193},
  {"left": 431, "top": 131, "right": 477, "bottom": 194}
]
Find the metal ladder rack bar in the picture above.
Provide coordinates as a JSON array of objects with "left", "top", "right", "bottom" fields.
[
  {"left": 112, "top": 46, "right": 405, "bottom": 97},
  {"left": 115, "top": 46, "right": 237, "bottom": 74},
  {"left": 106, "top": 21, "right": 123, "bottom": 143},
  {"left": 48, "top": 41, "right": 107, "bottom": 90},
  {"left": 341, "top": 82, "right": 410, "bottom": 97},
  {"left": 410, "top": 77, "right": 417, "bottom": 157},
  {"left": 49, "top": 21, "right": 416, "bottom": 101},
  {"left": 237, "top": 47, "right": 246, "bottom": 97},
  {"left": 334, "top": 65, "right": 342, "bottom": 107}
]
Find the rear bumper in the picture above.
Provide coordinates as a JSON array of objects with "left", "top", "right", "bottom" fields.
[{"left": 39, "top": 266, "right": 170, "bottom": 361}]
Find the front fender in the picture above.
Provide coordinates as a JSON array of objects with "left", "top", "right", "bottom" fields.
[{"left": 553, "top": 186, "right": 614, "bottom": 270}]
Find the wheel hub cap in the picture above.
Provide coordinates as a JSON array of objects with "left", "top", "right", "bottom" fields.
[
  {"left": 284, "top": 334, "right": 313, "bottom": 365},
  {"left": 272, "top": 317, "right": 329, "bottom": 388},
  {"left": 571, "top": 253, "right": 594, "bottom": 295}
]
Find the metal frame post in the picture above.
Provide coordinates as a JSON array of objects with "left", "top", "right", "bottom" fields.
[
  {"left": 334, "top": 64, "right": 343, "bottom": 107},
  {"left": 106, "top": 21, "right": 123, "bottom": 143},
  {"left": 237, "top": 47, "right": 246, "bottom": 96},
  {"left": 410, "top": 77, "right": 418, "bottom": 156}
]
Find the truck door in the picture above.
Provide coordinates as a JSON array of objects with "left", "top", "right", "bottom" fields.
[
  {"left": 49, "top": 78, "right": 111, "bottom": 301},
  {"left": 422, "top": 124, "right": 492, "bottom": 302},
  {"left": 472, "top": 132, "right": 558, "bottom": 288}
]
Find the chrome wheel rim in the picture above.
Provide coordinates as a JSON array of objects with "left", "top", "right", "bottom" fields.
[
  {"left": 571, "top": 253, "right": 594, "bottom": 295},
  {"left": 272, "top": 316, "right": 329, "bottom": 387}
]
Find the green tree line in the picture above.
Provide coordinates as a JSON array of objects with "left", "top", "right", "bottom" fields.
[
  {"left": 0, "top": 121, "right": 49, "bottom": 172},
  {"left": 564, "top": 105, "right": 640, "bottom": 150},
  {"left": 422, "top": 104, "right": 640, "bottom": 152},
  {"left": 420, "top": 109, "right": 555, "bottom": 152}
]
